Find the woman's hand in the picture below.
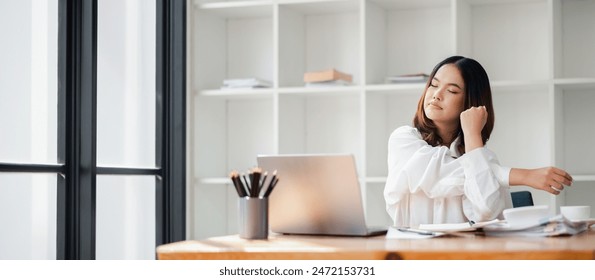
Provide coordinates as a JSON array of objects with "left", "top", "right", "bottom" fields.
[
  {"left": 460, "top": 106, "right": 487, "bottom": 152},
  {"left": 460, "top": 106, "right": 487, "bottom": 135},
  {"left": 510, "top": 167, "right": 573, "bottom": 195}
]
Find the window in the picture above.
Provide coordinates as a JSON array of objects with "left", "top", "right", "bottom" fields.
[
  {"left": 0, "top": 0, "right": 59, "bottom": 260},
  {"left": 96, "top": 0, "right": 157, "bottom": 260},
  {"left": 0, "top": 0, "right": 186, "bottom": 260}
]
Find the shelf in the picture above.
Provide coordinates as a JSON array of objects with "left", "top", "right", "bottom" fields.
[
  {"left": 278, "top": 86, "right": 360, "bottom": 96},
  {"left": 199, "top": 87, "right": 363, "bottom": 97},
  {"left": 197, "top": 88, "right": 275, "bottom": 99},
  {"left": 194, "top": 0, "right": 273, "bottom": 18},
  {"left": 490, "top": 80, "right": 549, "bottom": 91},
  {"left": 365, "top": 83, "right": 425, "bottom": 95},
  {"left": 554, "top": 78, "right": 595, "bottom": 90},
  {"left": 196, "top": 177, "right": 230, "bottom": 185},
  {"left": 369, "top": 0, "right": 449, "bottom": 10},
  {"left": 572, "top": 175, "right": 595, "bottom": 182},
  {"left": 279, "top": 0, "right": 359, "bottom": 14},
  {"left": 189, "top": 0, "right": 595, "bottom": 239},
  {"left": 196, "top": 80, "right": 561, "bottom": 97}
]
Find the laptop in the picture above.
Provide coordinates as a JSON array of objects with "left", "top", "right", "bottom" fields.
[{"left": 256, "top": 154, "right": 387, "bottom": 237}]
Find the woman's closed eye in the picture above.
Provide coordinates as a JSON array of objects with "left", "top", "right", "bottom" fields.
[{"left": 429, "top": 84, "right": 458, "bottom": 93}]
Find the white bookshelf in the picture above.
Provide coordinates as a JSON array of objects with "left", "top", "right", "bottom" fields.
[{"left": 188, "top": 0, "right": 595, "bottom": 239}]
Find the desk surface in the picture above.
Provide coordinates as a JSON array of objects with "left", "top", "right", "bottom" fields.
[{"left": 157, "top": 230, "right": 595, "bottom": 260}]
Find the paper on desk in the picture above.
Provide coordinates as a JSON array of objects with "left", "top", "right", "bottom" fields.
[
  {"left": 482, "top": 215, "right": 588, "bottom": 237},
  {"left": 386, "top": 219, "right": 503, "bottom": 239},
  {"left": 418, "top": 219, "right": 502, "bottom": 232},
  {"left": 385, "top": 226, "right": 447, "bottom": 239}
]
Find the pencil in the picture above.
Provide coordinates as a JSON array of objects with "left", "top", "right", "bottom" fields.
[
  {"left": 264, "top": 176, "right": 279, "bottom": 197},
  {"left": 250, "top": 167, "right": 262, "bottom": 197},
  {"left": 241, "top": 173, "right": 251, "bottom": 197},
  {"left": 258, "top": 171, "right": 268, "bottom": 197},
  {"left": 261, "top": 170, "right": 276, "bottom": 197},
  {"left": 229, "top": 170, "right": 246, "bottom": 197}
]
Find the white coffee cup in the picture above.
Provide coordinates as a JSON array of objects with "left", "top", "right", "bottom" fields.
[{"left": 560, "top": 206, "right": 591, "bottom": 221}]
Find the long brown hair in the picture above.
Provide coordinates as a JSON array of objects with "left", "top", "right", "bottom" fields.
[{"left": 413, "top": 56, "right": 495, "bottom": 154}]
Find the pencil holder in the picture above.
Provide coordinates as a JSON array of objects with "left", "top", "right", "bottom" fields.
[{"left": 238, "top": 196, "right": 268, "bottom": 240}]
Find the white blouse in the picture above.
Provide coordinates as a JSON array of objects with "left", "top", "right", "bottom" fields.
[{"left": 383, "top": 126, "right": 513, "bottom": 228}]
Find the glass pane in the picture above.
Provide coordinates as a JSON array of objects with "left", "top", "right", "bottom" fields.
[
  {"left": 0, "top": 173, "right": 57, "bottom": 260},
  {"left": 97, "top": 0, "right": 156, "bottom": 167},
  {"left": 96, "top": 175, "right": 155, "bottom": 260},
  {"left": 0, "top": 0, "right": 58, "bottom": 164}
]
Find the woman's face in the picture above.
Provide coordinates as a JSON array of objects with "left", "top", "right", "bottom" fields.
[{"left": 423, "top": 63, "right": 466, "bottom": 127}]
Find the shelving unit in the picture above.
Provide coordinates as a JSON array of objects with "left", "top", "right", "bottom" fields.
[{"left": 188, "top": 0, "right": 595, "bottom": 239}]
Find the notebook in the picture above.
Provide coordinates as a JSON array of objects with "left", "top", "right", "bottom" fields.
[{"left": 256, "top": 154, "right": 387, "bottom": 237}]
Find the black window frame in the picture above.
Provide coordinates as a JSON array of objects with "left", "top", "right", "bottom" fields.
[{"left": 0, "top": 0, "right": 186, "bottom": 260}]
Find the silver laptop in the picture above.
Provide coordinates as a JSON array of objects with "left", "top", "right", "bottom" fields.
[{"left": 257, "top": 154, "right": 387, "bottom": 237}]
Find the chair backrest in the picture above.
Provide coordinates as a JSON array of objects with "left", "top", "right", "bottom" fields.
[{"left": 511, "top": 191, "right": 534, "bottom": 208}]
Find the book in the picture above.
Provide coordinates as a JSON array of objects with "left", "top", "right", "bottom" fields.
[
  {"left": 305, "top": 79, "right": 351, "bottom": 88},
  {"left": 303, "top": 68, "right": 353, "bottom": 83},
  {"left": 385, "top": 73, "right": 429, "bottom": 84},
  {"left": 221, "top": 78, "right": 271, "bottom": 89}
]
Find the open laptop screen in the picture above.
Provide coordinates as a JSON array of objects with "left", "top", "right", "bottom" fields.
[{"left": 257, "top": 154, "right": 385, "bottom": 236}]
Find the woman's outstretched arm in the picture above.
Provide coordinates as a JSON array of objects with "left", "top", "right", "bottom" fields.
[{"left": 509, "top": 167, "right": 573, "bottom": 195}]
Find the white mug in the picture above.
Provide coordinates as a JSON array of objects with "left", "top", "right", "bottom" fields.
[{"left": 560, "top": 206, "right": 591, "bottom": 221}]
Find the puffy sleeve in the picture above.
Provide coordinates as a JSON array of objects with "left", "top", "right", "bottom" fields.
[{"left": 383, "top": 126, "right": 511, "bottom": 224}]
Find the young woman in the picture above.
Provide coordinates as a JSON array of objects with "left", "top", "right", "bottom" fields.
[{"left": 383, "top": 56, "right": 573, "bottom": 228}]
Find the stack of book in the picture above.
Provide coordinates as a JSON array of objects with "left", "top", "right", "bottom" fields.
[
  {"left": 385, "top": 73, "right": 429, "bottom": 84},
  {"left": 221, "top": 78, "right": 272, "bottom": 89},
  {"left": 303, "top": 68, "right": 352, "bottom": 87}
]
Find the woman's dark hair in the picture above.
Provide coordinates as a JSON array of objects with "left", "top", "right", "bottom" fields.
[{"left": 413, "top": 56, "right": 495, "bottom": 153}]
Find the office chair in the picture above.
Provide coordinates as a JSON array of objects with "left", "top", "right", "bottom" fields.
[{"left": 511, "top": 191, "right": 534, "bottom": 208}]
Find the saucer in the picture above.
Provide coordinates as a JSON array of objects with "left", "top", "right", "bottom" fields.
[
  {"left": 502, "top": 205, "right": 550, "bottom": 228},
  {"left": 569, "top": 218, "right": 595, "bottom": 227}
]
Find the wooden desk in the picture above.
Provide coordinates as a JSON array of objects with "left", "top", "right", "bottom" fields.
[{"left": 157, "top": 230, "right": 595, "bottom": 260}]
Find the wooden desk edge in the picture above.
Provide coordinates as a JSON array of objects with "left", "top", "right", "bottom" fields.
[
  {"left": 157, "top": 250, "right": 595, "bottom": 260},
  {"left": 157, "top": 251, "right": 392, "bottom": 260}
]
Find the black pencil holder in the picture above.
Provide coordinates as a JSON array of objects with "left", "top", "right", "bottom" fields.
[{"left": 238, "top": 196, "right": 268, "bottom": 240}]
